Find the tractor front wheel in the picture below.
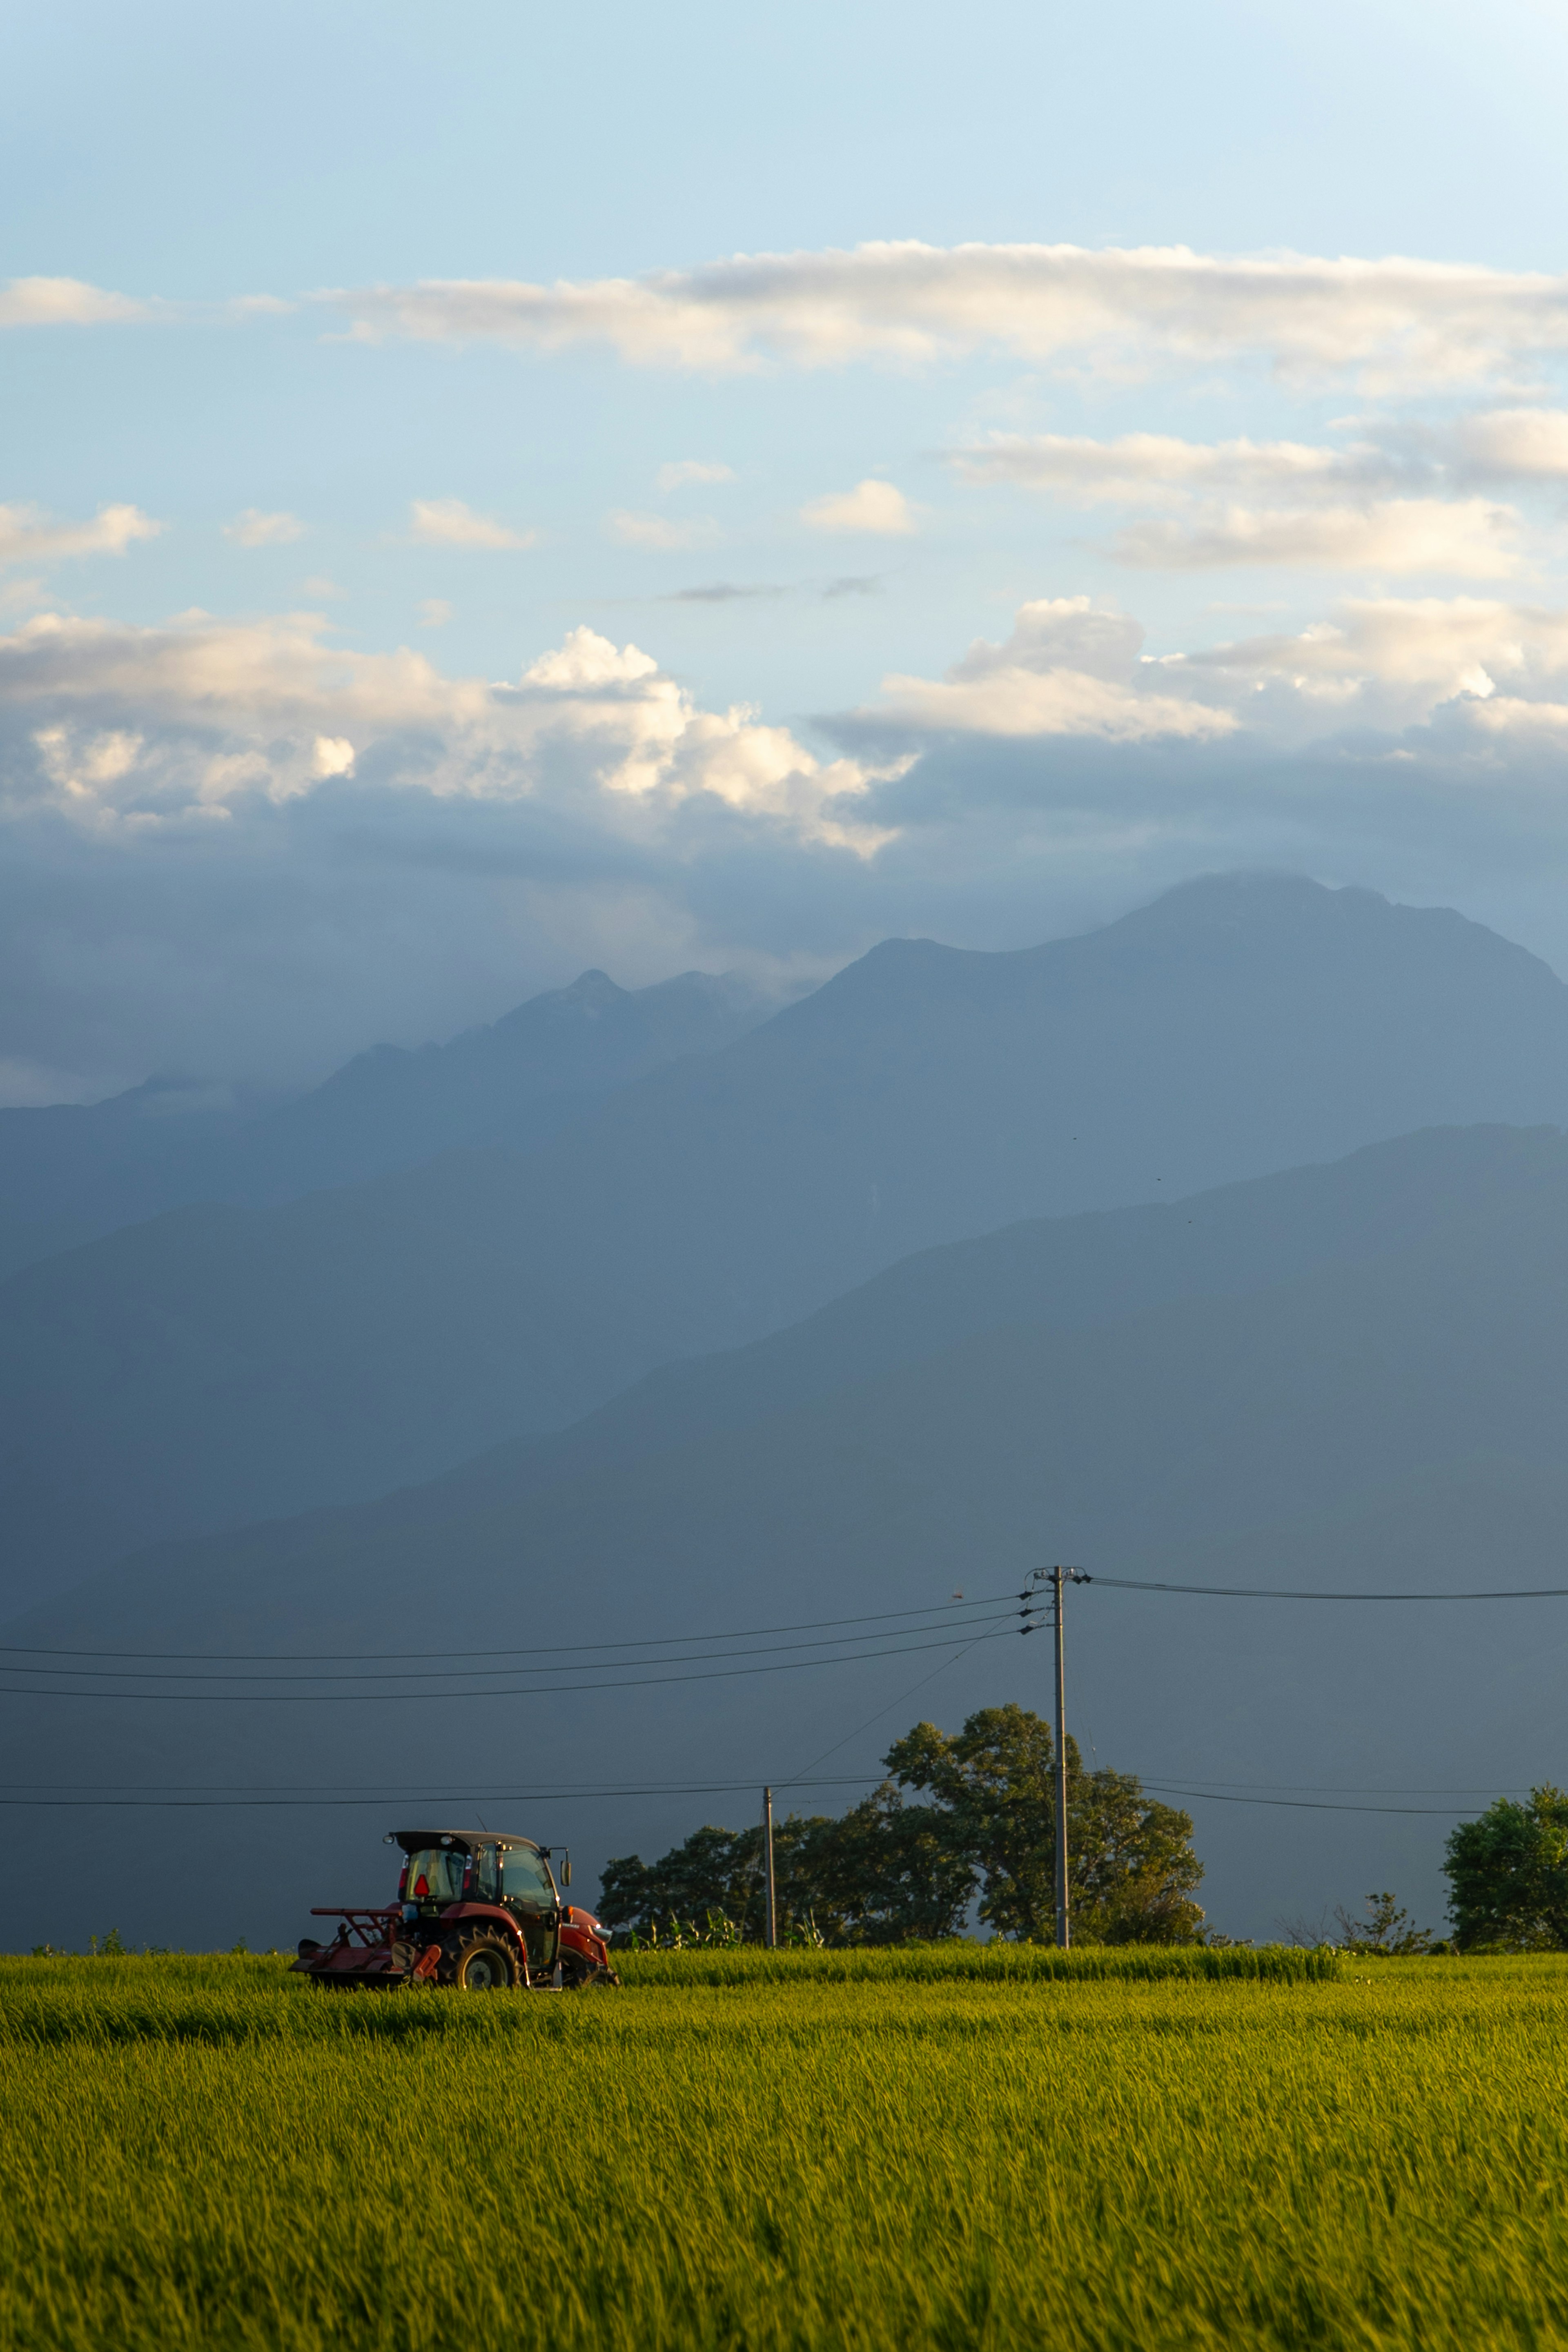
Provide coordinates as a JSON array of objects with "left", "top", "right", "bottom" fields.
[{"left": 441, "top": 1930, "right": 519, "bottom": 1991}]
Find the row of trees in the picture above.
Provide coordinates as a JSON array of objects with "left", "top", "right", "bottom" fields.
[
  {"left": 599, "top": 1704, "right": 1207, "bottom": 1945},
  {"left": 607, "top": 1714, "right": 1568, "bottom": 1952}
]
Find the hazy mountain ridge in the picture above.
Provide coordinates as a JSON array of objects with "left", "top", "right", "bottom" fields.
[
  {"left": 6, "top": 873, "right": 1568, "bottom": 1616},
  {"left": 0, "top": 966, "right": 772, "bottom": 1278}
]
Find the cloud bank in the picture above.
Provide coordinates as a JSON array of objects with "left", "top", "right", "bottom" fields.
[{"left": 326, "top": 241, "right": 1568, "bottom": 388}]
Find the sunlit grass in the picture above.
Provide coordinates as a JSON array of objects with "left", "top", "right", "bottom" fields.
[{"left": 1, "top": 1953, "right": 1566, "bottom": 2348}]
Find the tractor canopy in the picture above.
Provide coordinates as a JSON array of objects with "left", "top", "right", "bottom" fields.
[{"left": 390, "top": 1830, "right": 560, "bottom": 1910}]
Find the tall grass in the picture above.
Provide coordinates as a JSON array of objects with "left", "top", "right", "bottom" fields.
[
  {"left": 1, "top": 1953, "right": 1566, "bottom": 2348},
  {"left": 615, "top": 1938, "right": 1340, "bottom": 1986}
]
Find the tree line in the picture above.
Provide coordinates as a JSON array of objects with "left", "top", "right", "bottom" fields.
[
  {"left": 601, "top": 1704, "right": 1568, "bottom": 1952},
  {"left": 599, "top": 1704, "right": 1207, "bottom": 1945}
]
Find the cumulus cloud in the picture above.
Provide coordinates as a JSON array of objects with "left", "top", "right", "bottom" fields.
[
  {"left": 868, "top": 598, "right": 1236, "bottom": 741},
  {"left": 0, "top": 503, "right": 161, "bottom": 569},
  {"left": 655, "top": 459, "right": 736, "bottom": 491},
  {"left": 605, "top": 510, "right": 721, "bottom": 550},
  {"left": 407, "top": 499, "right": 537, "bottom": 550},
  {"left": 0, "top": 276, "right": 149, "bottom": 328},
  {"left": 837, "top": 588, "right": 1568, "bottom": 760},
  {"left": 0, "top": 608, "right": 889, "bottom": 849},
  {"left": 417, "top": 599, "right": 453, "bottom": 627},
  {"left": 801, "top": 480, "right": 916, "bottom": 536},
  {"left": 223, "top": 509, "right": 305, "bottom": 548},
  {"left": 325, "top": 241, "right": 1568, "bottom": 389},
  {"left": 1177, "top": 593, "right": 1568, "bottom": 728}
]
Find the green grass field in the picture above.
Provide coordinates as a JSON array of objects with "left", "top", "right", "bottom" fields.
[{"left": 3, "top": 1947, "right": 1568, "bottom": 2349}]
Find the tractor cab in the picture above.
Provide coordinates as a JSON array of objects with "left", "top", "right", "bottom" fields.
[{"left": 394, "top": 1830, "right": 564, "bottom": 1977}]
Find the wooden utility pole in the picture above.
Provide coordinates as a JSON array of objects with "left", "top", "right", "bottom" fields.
[
  {"left": 1029, "top": 1564, "right": 1087, "bottom": 1949},
  {"left": 763, "top": 1785, "right": 777, "bottom": 1948},
  {"left": 1051, "top": 1566, "right": 1070, "bottom": 1950}
]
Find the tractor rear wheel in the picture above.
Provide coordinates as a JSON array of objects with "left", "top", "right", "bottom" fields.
[{"left": 442, "top": 1930, "right": 518, "bottom": 1991}]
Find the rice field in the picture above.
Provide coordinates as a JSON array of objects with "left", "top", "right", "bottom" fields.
[{"left": 2, "top": 1947, "right": 1568, "bottom": 2349}]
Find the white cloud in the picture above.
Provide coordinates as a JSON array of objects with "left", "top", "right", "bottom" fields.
[
  {"left": 848, "top": 588, "right": 1568, "bottom": 753},
  {"left": 1451, "top": 408, "right": 1568, "bottom": 478},
  {"left": 223, "top": 509, "right": 305, "bottom": 548},
  {"left": 407, "top": 499, "right": 537, "bottom": 550},
  {"left": 301, "top": 576, "right": 347, "bottom": 600},
  {"left": 0, "top": 609, "right": 892, "bottom": 851},
  {"left": 1111, "top": 497, "right": 1523, "bottom": 575},
  {"left": 417, "top": 599, "right": 453, "bottom": 628},
  {"left": 1182, "top": 593, "right": 1568, "bottom": 700},
  {"left": 870, "top": 597, "right": 1235, "bottom": 741},
  {"left": 0, "top": 276, "right": 149, "bottom": 328},
  {"left": 605, "top": 510, "right": 721, "bottom": 550},
  {"left": 801, "top": 480, "right": 917, "bottom": 536},
  {"left": 951, "top": 430, "right": 1394, "bottom": 505},
  {"left": 956, "top": 414, "right": 1568, "bottom": 506},
  {"left": 0, "top": 504, "right": 161, "bottom": 569},
  {"left": 311, "top": 736, "right": 355, "bottom": 779},
  {"left": 655, "top": 459, "right": 736, "bottom": 491},
  {"left": 325, "top": 241, "right": 1568, "bottom": 389}
]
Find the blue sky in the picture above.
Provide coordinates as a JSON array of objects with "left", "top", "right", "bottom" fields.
[{"left": 7, "top": 0, "right": 1568, "bottom": 1097}]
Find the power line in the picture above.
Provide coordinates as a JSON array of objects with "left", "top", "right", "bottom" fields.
[
  {"left": 0, "top": 1592, "right": 1022, "bottom": 1666},
  {"left": 1089, "top": 1575, "right": 1568, "bottom": 1603},
  {"left": 0, "top": 1624, "right": 1017, "bottom": 1704},
  {"left": 0, "top": 1604, "right": 1015, "bottom": 1686},
  {"left": 1141, "top": 1783, "right": 1482, "bottom": 1818},
  {"left": 0, "top": 1776, "right": 889, "bottom": 1811}
]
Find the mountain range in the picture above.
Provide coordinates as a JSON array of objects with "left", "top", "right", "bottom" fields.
[
  {"left": 6, "top": 872, "right": 1568, "bottom": 1615},
  {"left": 0, "top": 965, "right": 771, "bottom": 1278}
]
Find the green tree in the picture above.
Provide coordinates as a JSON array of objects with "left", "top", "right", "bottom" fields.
[
  {"left": 884, "top": 1704, "right": 1205, "bottom": 1944},
  {"left": 1443, "top": 1786, "right": 1568, "bottom": 1950},
  {"left": 793, "top": 1782, "right": 975, "bottom": 1943},
  {"left": 599, "top": 1788, "right": 971, "bottom": 1946},
  {"left": 598, "top": 1815, "right": 852, "bottom": 1942}
]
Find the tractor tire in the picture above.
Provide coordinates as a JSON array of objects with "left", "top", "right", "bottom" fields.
[{"left": 441, "top": 1930, "right": 519, "bottom": 1991}]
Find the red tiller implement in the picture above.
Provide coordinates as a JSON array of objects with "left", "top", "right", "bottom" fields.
[{"left": 292, "top": 1829, "right": 619, "bottom": 1991}]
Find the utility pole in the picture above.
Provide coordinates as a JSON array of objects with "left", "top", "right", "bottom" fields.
[
  {"left": 1026, "top": 1566, "right": 1090, "bottom": 1950},
  {"left": 1051, "top": 1566, "right": 1069, "bottom": 1950},
  {"left": 763, "top": 1785, "right": 777, "bottom": 1948}
]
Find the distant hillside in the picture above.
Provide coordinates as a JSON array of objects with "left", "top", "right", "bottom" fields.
[
  {"left": 9, "top": 873, "right": 1568, "bottom": 1609},
  {"left": 11, "top": 1117, "right": 1568, "bottom": 1952},
  {"left": 0, "top": 966, "right": 771, "bottom": 1276}
]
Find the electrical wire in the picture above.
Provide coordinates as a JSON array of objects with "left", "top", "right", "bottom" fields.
[
  {"left": 0, "top": 1604, "right": 1016, "bottom": 1686},
  {"left": 0, "top": 1776, "right": 889, "bottom": 1811},
  {"left": 1140, "top": 1784, "right": 1483, "bottom": 1818},
  {"left": 0, "top": 1591, "right": 1022, "bottom": 1665},
  {"left": 0, "top": 1623, "right": 1017, "bottom": 1704},
  {"left": 1088, "top": 1574, "right": 1568, "bottom": 1602}
]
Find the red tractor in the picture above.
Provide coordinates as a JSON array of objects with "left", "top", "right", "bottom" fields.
[{"left": 292, "top": 1828, "right": 619, "bottom": 1991}]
